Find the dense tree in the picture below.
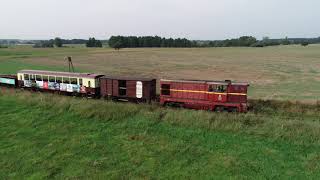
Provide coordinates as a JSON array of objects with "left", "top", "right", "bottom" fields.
[
  {"left": 86, "top": 37, "right": 102, "bottom": 48},
  {"left": 108, "top": 36, "right": 195, "bottom": 48},
  {"left": 113, "top": 41, "right": 123, "bottom": 50},
  {"left": 54, "top": 37, "right": 63, "bottom": 47}
]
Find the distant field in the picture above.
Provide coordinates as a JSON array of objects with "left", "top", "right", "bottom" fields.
[
  {"left": 0, "top": 90, "right": 320, "bottom": 179},
  {"left": 0, "top": 45, "right": 320, "bottom": 101}
]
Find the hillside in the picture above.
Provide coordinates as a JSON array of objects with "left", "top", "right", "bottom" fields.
[{"left": 0, "top": 89, "right": 319, "bottom": 179}]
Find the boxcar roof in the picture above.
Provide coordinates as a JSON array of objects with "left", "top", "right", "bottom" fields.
[
  {"left": 101, "top": 75, "right": 156, "bottom": 81},
  {"left": 161, "top": 79, "right": 249, "bottom": 86},
  {"left": 18, "top": 70, "right": 103, "bottom": 78}
]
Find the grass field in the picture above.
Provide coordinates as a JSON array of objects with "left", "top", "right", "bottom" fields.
[
  {"left": 0, "top": 45, "right": 320, "bottom": 101},
  {"left": 0, "top": 89, "right": 320, "bottom": 179}
]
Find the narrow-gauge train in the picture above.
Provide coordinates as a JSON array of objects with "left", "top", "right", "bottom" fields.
[{"left": 0, "top": 70, "right": 249, "bottom": 112}]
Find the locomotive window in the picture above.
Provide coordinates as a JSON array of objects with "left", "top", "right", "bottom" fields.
[
  {"left": 56, "top": 77, "right": 62, "bottom": 83},
  {"left": 161, "top": 84, "right": 171, "bottom": 96},
  {"left": 208, "top": 85, "right": 215, "bottom": 92},
  {"left": 79, "top": 79, "right": 83, "bottom": 86},
  {"left": 49, "top": 76, "right": 55, "bottom": 82},
  {"left": 88, "top": 81, "right": 91, "bottom": 88},
  {"left": 30, "top": 74, "right": 35, "bottom": 81},
  {"left": 209, "top": 85, "right": 226, "bottom": 93},
  {"left": 63, "top": 77, "right": 70, "bottom": 84},
  {"left": 36, "top": 75, "right": 42, "bottom": 81},
  {"left": 70, "top": 78, "right": 77, "bottom": 85},
  {"left": 24, "top": 74, "right": 29, "bottom": 80},
  {"left": 43, "top": 76, "right": 48, "bottom": 82}
]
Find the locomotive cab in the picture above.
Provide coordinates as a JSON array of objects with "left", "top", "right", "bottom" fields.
[{"left": 208, "top": 82, "right": 229, "bottom": 103}]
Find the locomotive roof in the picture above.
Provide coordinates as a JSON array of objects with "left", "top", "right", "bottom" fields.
[
  {"left": 161, "top": 79, "right": 249, "bottom": 86},
  {"left": 18, "top": 70, "right": 103, "bottom": 78},
  {"left": 101, "top": 75, "right": 156, "bottom": 81}
]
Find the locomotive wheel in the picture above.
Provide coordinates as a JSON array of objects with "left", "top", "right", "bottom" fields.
[
  {"left": 214, "top": 106, "right": 225, "bottom": 112},
  {"left": 228, "top": 107, "right": 238, "bottom": 113}
]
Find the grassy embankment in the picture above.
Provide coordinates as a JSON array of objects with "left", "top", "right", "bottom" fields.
[{"left": 0, "top": 89, "right": 320, "bottom": 179}]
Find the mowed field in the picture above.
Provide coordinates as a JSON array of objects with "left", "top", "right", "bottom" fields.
[{"left": 0, "top": 45, "right": 320, "bottom": 101}]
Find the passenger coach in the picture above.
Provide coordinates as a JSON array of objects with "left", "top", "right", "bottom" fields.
[
  {"left": 17, "top": 70, "right": 104, "bottom": 96},
  {"left": 0, "top": 75, "right": 18, "bottom": 87}
]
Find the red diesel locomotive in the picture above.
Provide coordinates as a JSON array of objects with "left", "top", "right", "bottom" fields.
[
  {"left": 0, "top": 69, "right": 250, "bottom": 112},
  {"left": 160, "top": 79, "right": 249, "bottom": 112}
]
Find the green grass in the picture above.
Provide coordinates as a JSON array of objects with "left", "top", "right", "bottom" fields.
[
  {"left": 0, "top": 46, "right": 88, "bottom": 73},
  {"left": 0, "top": 90, "right": 320, "bottom": 179},
  {"left": 0, "top": 59, "right": 68, "bottom": 74}
]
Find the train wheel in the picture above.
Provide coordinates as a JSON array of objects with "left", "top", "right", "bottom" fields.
[
  {"left": 214, "top": 106, "right": 225, "bottom": 112},
  {"left": 228, "top": 107, "right": 238, "bottom": 113}
]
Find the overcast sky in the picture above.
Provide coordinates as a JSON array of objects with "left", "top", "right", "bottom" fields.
[{"left": 1, "top": 0, "right": 319, "bottom": 40}]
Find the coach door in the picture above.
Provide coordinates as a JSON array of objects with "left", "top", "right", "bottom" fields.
[{"left": 208, "top": 83, "right": 228, "bottom": 102}]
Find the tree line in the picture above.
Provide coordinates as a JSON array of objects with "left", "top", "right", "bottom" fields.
[
  {"left": 196, "top": 36, "right": 320, "bottom": 47},
  {"left": 108, "top": 36, "right": 196, "bottom": 49},
  {"left": 33, "top": 37, "right": 103, "bottom": 48},
  {"left": 108, "top": 35, "right": 320, "bottom": 49},
  {"left": 2, "top": 35, "right": 319, "bottom": 49}
]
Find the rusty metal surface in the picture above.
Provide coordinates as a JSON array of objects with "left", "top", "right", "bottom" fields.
[{"left": 100, "top": 78, "right": 156, "bottom": 101}]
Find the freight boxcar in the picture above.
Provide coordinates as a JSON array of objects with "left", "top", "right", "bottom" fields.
[
  {"left": 160, "top": 79, "right": 249, "bottom": 112},
  {"left": 100, "top": 76, "right": 156, "bottom": 103},
  {"left": 17, "top": 70, "right": 104, "bottom": 96}
]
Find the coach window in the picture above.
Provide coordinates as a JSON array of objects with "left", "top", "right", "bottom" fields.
[
  {"left": 56, "top": 77, "right": 62, "bottom": 83},
  {"left": 30, "top": 74, "right": 35, "bottom": 81},
  {"left": 43, "top": 76, "right": 48, "bottom": 82},
  {"left": 49, "top": 76, "right": 55, "bottom": 82},
  {"left": 63, "top": 77, "right": 70, "bottom": 84},
  {"left": 79, "top": 79, "right": 83, "bottom": 86},
  {"left": 161, "top": 84, "right": 171, "bottom": 96},
  {"left": 70, "top": 78, "right": 77, "bottom": 85},
  {"left": 24, "top": 74, "right": 29, "bottom": 80},
  {"left": 36, "top": 75, "right": 42, "bottom": 81}
]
